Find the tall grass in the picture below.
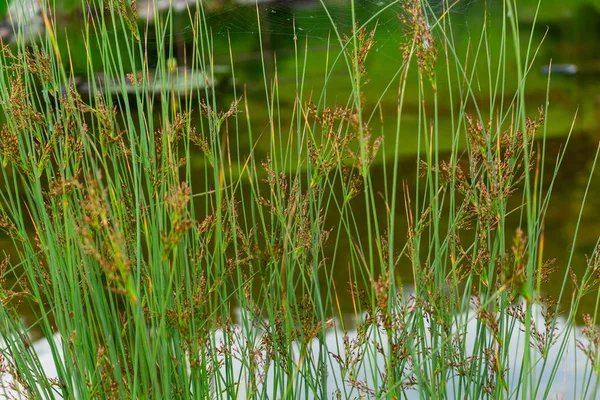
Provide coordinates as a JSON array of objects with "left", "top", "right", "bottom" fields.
[{"left": 0, "top": 0, "right": 598, "bottom": 398}]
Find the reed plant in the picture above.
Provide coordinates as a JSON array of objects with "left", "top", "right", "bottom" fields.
[{"left": 0, "top": 0, "right": 598, "bottom": 398}]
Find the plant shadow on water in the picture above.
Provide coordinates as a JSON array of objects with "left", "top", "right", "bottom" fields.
[{"left": 0, "top": 0, "right": 600, "bottom": 398}]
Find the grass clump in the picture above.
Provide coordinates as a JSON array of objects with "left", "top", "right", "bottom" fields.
[{"left": 0, "top": 0, "right": 598, "bottom": 398}]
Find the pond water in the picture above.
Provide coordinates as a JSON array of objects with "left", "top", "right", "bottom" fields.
[
  {"left": 0, "top": 300, "right": 596, "bottom": 399},
  {"left": 1, "top": 0, "right": 599, "bottom": 324}
]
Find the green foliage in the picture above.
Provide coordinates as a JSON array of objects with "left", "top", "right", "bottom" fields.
[{"left": 0, "top": 0, "right": 598, "bottom": 399}]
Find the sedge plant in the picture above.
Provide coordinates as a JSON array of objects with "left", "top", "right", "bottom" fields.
[{"left": 0, "top": 0, "right": 598, "bottom": 398}]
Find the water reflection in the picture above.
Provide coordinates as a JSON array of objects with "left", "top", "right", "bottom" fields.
[{"left": 1, "top": 301, "right": 596, "bottom": 399}]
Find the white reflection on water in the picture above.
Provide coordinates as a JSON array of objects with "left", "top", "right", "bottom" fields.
[{"left": 1, "top": 302, "right": 598, "bottom": 399}]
